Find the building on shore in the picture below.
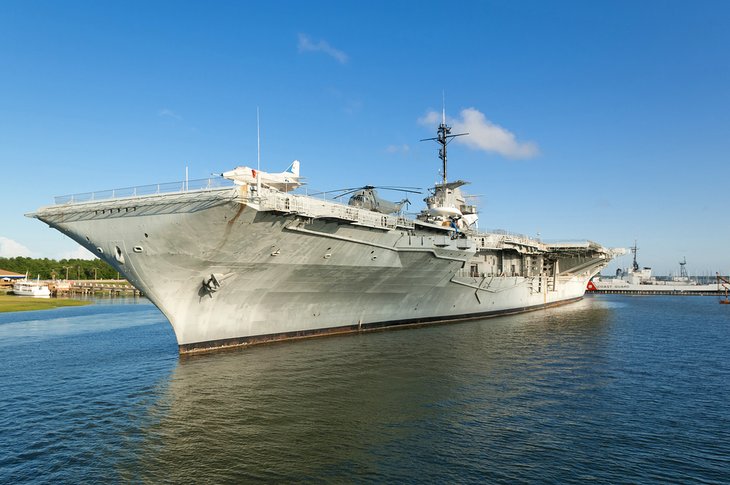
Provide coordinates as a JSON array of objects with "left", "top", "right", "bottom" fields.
[{"left": 0, "top": 269, "right": 26, "bottom": 288}]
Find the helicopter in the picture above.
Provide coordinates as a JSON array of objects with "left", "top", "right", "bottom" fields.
[{"left": 332, "top": 185, "right": 422, "bottom": 215}]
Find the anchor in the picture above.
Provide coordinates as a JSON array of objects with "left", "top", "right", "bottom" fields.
[
  {"left": 200, "top": 272, "right": 235, "bottom": 298},
  {"left": 201, "top": 273, "right": 222, "bottom": 298}
]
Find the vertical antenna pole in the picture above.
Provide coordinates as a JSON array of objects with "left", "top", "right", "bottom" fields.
[
  {"left": 419, "top": 93, "right": 468, "bottom": 192},
  {"left": 440, "top": 92, "right": 448, "bottom": 187},
  {"left": 442, "top": 90, "right": 446, "bottom": 125},
  {"left": 185, "top": 166, "right": 188, "bottom": 191},
  {"left": 257, "top": 107, "right": 261, "bottom": 194}
]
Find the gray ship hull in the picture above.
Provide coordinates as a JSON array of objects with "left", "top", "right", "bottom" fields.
[
  {"left": 590, "top": 278, "right": 725, "bottom": 295},
  {"left": 32, "top": 185, "right": 614, "bottom": 353}
]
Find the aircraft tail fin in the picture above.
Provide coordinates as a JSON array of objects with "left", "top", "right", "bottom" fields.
[{"left": 290, "top": 160, "right": 300, "bottom": 176}]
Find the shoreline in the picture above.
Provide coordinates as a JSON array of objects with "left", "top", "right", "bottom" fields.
[{"left": 0, "top": 294, "right": 92, "bottom": 313}]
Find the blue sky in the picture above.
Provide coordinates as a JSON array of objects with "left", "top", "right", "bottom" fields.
[{"left": 1, "top": 0, "right": 728, "bottom": 276}]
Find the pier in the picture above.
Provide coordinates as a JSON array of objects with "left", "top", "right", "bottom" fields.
[
  {"left": 589, "top": 288, "right": 726, "bottom": 296},
  {"left": 50, "top": 279, "right": 142, "bottom": 297}
]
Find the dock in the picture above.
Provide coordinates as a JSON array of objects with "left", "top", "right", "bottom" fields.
[
  {"left": 588, "top": 288, "right": 726, "bottom": 296},
  {"left": 50, "top": 279, "right": 142, "bottom": 297}
]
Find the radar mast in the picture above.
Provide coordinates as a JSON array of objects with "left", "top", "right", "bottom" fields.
[
  {"left": 679, "top": 257, "right": 688, "bottom": 278},
  {"left": 420, "top": 96, "right": 468, "bottom": 186},
  {"left": 631, "top": 241, "right": 639, "bottom": 272}
]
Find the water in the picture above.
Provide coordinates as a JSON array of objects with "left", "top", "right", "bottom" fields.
[{"left": 0, "top": 296, "right": 728, "bottom": 483}]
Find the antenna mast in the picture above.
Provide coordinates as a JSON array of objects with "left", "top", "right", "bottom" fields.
[
  {"left": 421, "top": 94, "right": 468, "bottom": 186},
  {"left": 679, "top": 257, "right": 688, "bottom": 278},
  {"left": 631, "top": 240, "right": 639, "bottom": 272},
  {"left": 256, "top": 107, "right": 261, "bottom": 194}
]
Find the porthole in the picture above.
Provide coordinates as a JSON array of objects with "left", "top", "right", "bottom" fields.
[
  {"left": 144, "top": 233, "right": 149, "bottom": 238},
  {"left": 96, "top": 247, "right": 104, "bottom": 254},
  {"left": 114, "top": 246, "right": 125, "bottom": 264},
  {"left": 133, "top": 246, "right": 143, "bottom": 253}
]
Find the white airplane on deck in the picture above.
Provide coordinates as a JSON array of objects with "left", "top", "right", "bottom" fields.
[{"left": 222, "top": 160, "right": 303, "bottom": 192}]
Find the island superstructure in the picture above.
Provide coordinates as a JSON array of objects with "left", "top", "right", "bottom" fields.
[{"left": 30, "top": 118, "right": 619, "bottom": 353}]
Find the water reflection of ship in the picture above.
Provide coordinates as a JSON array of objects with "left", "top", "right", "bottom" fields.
[{"left": 125, "top": 303, "right": 612, "bottom": 482}]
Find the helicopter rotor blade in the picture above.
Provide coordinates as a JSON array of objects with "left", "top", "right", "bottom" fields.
[
  {"left": 308, "top": 187, "right": 370, "bottom": 198},
  {"left": 376, "top": 185, "right": 422, "bottom": 190},
  {"left": 324, "top": 185, "right": 423, "bottom": 200},
  {"left": 308, "top": 187, "right": 360, "bottom": 197},
  {"left": 372, "top": 186, "right": 423, "bottom": 194},
  {"left": 333, "top": 188, "right": 366, "bottom": 199}
]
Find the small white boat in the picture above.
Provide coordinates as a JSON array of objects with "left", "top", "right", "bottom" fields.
[{"left": 12, "top": 276, "right": 51, "bottom": 298}]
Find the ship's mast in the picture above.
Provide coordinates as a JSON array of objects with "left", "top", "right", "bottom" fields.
[
  {"left": 631, "top": 240, "right": 639, "bottom": 272},
  {"left": 679, "top": 257, "right": 688, "bottom": 278},
  {"left": 256, "top": 107, "right": 261, "bottom": 194},
  {"left": 420, "top": 99, "right": 468, "bottom": 187}
]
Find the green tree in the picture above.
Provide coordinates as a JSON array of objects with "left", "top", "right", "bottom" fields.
[{"left": 0, "top": 257, "right": 118, "bottom": 280}]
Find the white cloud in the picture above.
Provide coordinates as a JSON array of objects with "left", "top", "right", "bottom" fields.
[
  {"left": 298, "top": 33, "right": 348, "bottom": 64},
  {"left": 0, "top": 237, "right": 34, "bottom": 257},
  {"left": 158, "top": 108, "right": 182, "bottom": 120},
  {"left": 0, "top": 237, "right": 96, "bottom": 261},
  {"left": 418, "top": 111, "right": 440, "bottom": 126},
  {"left": 386, "top": 144, "right": 410, "bottom": 154},
  {"left": 59, "top": 244, "right": 97, "bottom": 261},
  {"left": 419, "top": 108, "right": 539, "bottom": 159}
]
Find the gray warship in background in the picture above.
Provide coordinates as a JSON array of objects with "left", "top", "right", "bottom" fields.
[
  {"left": 30, "top": 116, "right": 619, "bottom": 353},
  {"left": 589, "top": 243, "right": 726, "bottom": 295}
]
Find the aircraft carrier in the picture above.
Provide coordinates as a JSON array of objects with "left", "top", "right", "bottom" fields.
[{"left": 30, "top": 119, "right": 619, "bottom": 354}]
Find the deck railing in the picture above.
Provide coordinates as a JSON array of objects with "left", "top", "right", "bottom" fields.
[
  {"left": 53, "top": 177, "right": 236, "bottom": 205},
  {"left": 50, "top": 178, "right": 561, "bottom": 248},
  {"left": 258, "top": 189, "right": 415, "bottom": 230}
]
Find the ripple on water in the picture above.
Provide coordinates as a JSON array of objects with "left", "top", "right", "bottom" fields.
[{"left": 0, "top": 296, "right": 729, "bottom": 483}]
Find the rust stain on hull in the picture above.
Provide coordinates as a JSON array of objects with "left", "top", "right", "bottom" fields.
[{"left": 213, "top": 203, "right": 246, "bottom": 253}]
